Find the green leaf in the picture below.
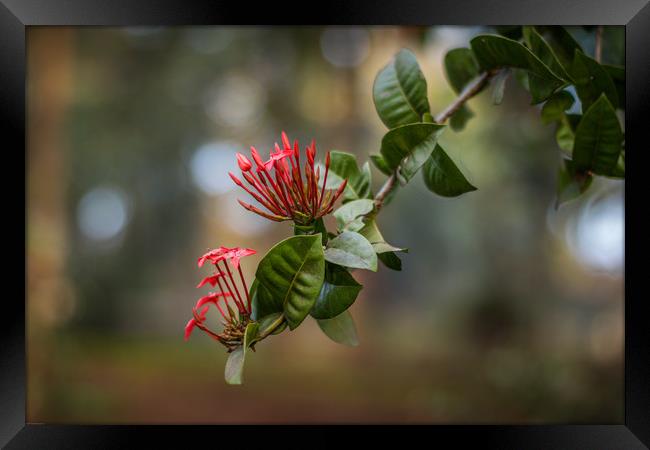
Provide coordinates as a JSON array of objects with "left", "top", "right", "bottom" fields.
[
  {"left": 602, "top": 64, "right": 625, "bottom": 109},
  {"left": 422, "top": 144, "right": 477, "bottom": 197},
  {"left": 250, "top": 278, "right": 283, "bottom": 321},
  {"left": 522, "top": 26, "right": 572, "bottom": 80},
  {"left": 255, "top": 235, "right": 325, "bottom": 330},
  {"left": 541, "top": 91, "right": 575, "bottom": 124},
  {"left": 444, "top": 48, "right": 481, "bottom": 94},
  {"left": 490, "top": 68, "right": 510, "bottom": 105},
  {"left": 373, "top": 48, "right": 431, "bottom": 129},
  {"left": 310, "top": 263, "right": 362, "bottom": 320},
  {"left": 470, "top": 34, "right": 564, "bottom": 103},
  {"left": 370, "top": 154, "right": 393, "bottom": 175},
  {"left": 572, "top": 94, "right": 624, "bottom": 175},
  {"left": 257, "top": 312, "right": 287, "bottom": 337},
  {"left": 380, "top": 123, "right": 446, "bottom": 181},
  {"left": 534, "top": 26, "right": 583, "bottom": 70},
  {"left": 317, "top": 310, "right": 359, "bottom": 347},
  {"left": 224, "top": 321, "right": 259, "bottom": 385},
  {"left": 555, "top": 113, "right": 581, "bottom": 155},
  {"left": 378, "top": 251, "right": 402, "bottom": 271},
  {"left": 224, "top": 347, "right": 245, "bottom": 385},
  {"left": 449, "top": 105, "right": 475, "bottom": 131},
  {"left": 570, "top": 50, "right": 619, "bottom": 111},
  {"left": 333, "top": 199, "right": 375, "bottom": 232},
  {"left": 324, "top": 231, "right": 377, "bottom": 272},
  {"left": 326, "top": 151, "right": 372, "bottom": 202},
  {"left": 358, "top": 220, "right": 406, "bottom": 254},
  {"left": 556, "top": 159, "right": 593, "bottom": 208}
]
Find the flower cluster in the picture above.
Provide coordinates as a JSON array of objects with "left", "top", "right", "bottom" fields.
[
  {"left": 185, "top": 246, "right": 256, "bottom": 351},
  {"left": 229, "top": 132, "right": 347, "bottom": 225}
]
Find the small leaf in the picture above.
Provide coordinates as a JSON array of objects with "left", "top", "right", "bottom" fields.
[
  {"left": 310, "top": 263, "right": 362, "bottom": 320},
  {"left": 555, "top": 113, "right": 581, "bottom": 155},
  {"left": 534, "top": 26, "right": 583, "bottom": 70},
  {"left": 556, "top": 159, "right": 593, "bottom": 207},
  {"left": 449, "top": 105, "right": 475, "bottom": 131},
  {"left": 256, "top": 235, "right": 325, "bottom": 330},
  {"left": 324, "top": 231, "right": 377, "bottom": 272},
  {"left": 317, "top": 310, "right": 359, "bottom": 347},
  {"left": 333, "top": 199, "right": 375, "bottom": 232},
  {"left": 470, "top": 34, "right": 564, "bottom": 103},
  {"left": 373, "top": 49, "right": 431, "bottom": 129},
  {"left": 380, "top": 123, "right": 446, "bottom": 180},
  {"left": 224, "top": 347, "right": 246, "bottom": 385},
  {"left": 370, "top": 154, "right": 393, "bottom": 175},
  {"left": 224, "top": 321, "right": 259, "bottom": 385},
  {"left": 522, "top": 26, "right": 572, "bottom": 81},
  {"left": 257, "top": 312, "right": 287, "bottom": 337},
  {"left": 422, "top": 144, "right": 477, "bottom": 197},
  {"left": 358, "top": 220, "right": 406, "bottom": 254},
  {"left": 490, "top": 68, "right": 510, "bottom": 105},
  {"left": 326, "top": 151, "right": 372, "bottom": 202},
  {"left": 570, "top": 49, "right": 619, "bottom": 111},
  {"left": 572, "top": 94, "right": 623, "bottom": 175},
  {"left": 602, "top": 64, "right": 625, "bottom": 109},
  {"left": 378, "top": 251, "right": 402, "bottom": 271},
  {"left": 444, "top": 48, "right": 481, "bottom": 94},
  {"left": 541, "top": 91, "right": 575, "bottom": 124}
]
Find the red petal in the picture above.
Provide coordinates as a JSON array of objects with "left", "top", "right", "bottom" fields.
[{"left": 184, "top": 319, "right": 196, "bottom": 341}]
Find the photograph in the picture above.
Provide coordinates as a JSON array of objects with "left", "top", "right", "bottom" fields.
[{"left": 25, "top": 24, "right": 626, "bottom": 425}]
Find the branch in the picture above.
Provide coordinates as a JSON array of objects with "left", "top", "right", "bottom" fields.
[
  {"left": 373, "top": 70, "right": 497, "bottom": 212},
  {"left": 595, "top": 25, "right": 603, "bottom": 63},
  {"left": 434, "top": 71, "right": 495, "bottom": 123}
]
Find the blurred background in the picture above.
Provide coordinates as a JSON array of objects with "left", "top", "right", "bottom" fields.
[{"left": 27, "top": 26, "right": 624, "bottom": 424}]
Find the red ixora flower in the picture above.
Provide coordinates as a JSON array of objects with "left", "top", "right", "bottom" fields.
[
  {"left": 185, "top": 246, "right": 256, "bottom": 350},
  {"left": 229, "top": 132, "right": 347, "bottom": 225}
]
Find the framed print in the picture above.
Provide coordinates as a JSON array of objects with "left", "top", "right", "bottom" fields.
[{"left": 3, "top": 0, "right": 650, "bottom": 447}]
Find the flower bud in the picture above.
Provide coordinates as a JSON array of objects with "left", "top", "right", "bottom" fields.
[{"left": 236, "top": 153, "right": 252, "bottom": 171}]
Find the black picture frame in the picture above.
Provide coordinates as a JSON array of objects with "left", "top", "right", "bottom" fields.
[{"left": 4, "top": 1, "right": 649, "bottom": 447}]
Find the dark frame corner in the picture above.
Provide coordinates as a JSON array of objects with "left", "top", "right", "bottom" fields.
[{"left": 4, "top": 0, "right": 649, "bottom": 448}]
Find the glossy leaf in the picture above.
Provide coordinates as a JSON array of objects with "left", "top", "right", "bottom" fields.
[
  {"left": 422, "top": 144, "right": 477, "bottom": 197},
  {"left": 541, "top": 91, "right": 575, "bottom": 124},
  {"left": 449, "top": 105, "right": 475, "bottom": 131},
  {"left": 522, "top": 26, "right": 571, "bottom": 80},
  {"left": 380, "top": 123, "right": 446, "bottom": 180},
  {"left": 324, "top": 231, "right": 377, "bottom": 272},
  {"left": 370, "top": 153, "right": 392, "bottom": 175},
  {"left": 570, "top": 50, "right": 619, "bottom": 111},
  {"left": 378, "top": 251, "right": 402, "bottom": 271},
  {"left": 603, "top": 64, "right": 625, "bottom": 109},
  {"left": 257, "top": 312, "right": 287, "bottom": 337},
  {"left": 359, "top": 220, "right": 406, "bottom": 254},
  {"left": 572, "top": 94, "right": 623, "bottom": 175},
  {"left": 444, "top": 48, "right": 481, "bottom": 94},
  {"left": 373, "top": 49, "right": 431, "bottom": 129},
  {"left": 325, "top": 151, "right": 372, "bottom": 202},
  {"left": 534, "top": 26, "right": 583, "bottom": 70},
  {"left": 556, "top": 159, "right": 593, "bottom": 208},
  {"left": 333, "top": 199, "right": 374, "bottom": 232},
  {"left": 555, "top": 113, "right": 581, "bottom": 155},
  {"left": 310, "top": 263, "right": 362, "bottom": 320},
  {"left": 255, "top": 235, "right": 325, "bottom": 330},
  {"left": 317, "top": 310, "right": 359, "bottom": 347},
  {"left": 224, "top": 321, "right": 259, "bottom": 385},
  {"left": 490, "top": 68, "right": 510, "bottom": 105},
  {"left": 602, "top": 26, "right": 624, "bottom": 66},
  {"left": 470, "top": 34, "right": 564, "bottom": 103},
  {"left": 250, "top": 278, "right": 282, "bottom": 321}
]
